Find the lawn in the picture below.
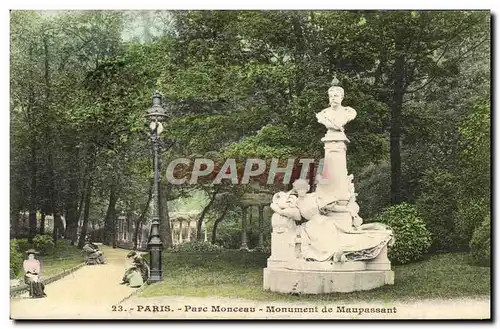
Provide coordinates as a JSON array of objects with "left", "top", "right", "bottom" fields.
[
  {"left": 139, "top": 251, "right": 491, "bottom": 302},
  {"left": 15, "top": 239, "right": 83, "bottom": 280}
]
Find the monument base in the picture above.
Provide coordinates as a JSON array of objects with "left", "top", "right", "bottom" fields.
[{"left": 263, "top": 266, "right": 394, "bottom": 294}]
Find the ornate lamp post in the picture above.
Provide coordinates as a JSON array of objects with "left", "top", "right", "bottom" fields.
[{"left": 145, "top": 91, "right": 168, "bottom": 282}]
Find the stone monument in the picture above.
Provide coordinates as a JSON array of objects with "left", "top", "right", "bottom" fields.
[{"left": 263, "top": 79, "right": 395, "bottom": 294}]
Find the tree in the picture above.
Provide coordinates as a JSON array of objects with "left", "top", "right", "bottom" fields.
[{"left": 361, "top": 11, "right": 490, "bottom": 204}]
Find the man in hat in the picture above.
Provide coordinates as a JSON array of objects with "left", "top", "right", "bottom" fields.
[
  {"left": 120, "top": 251, "right": 149, "bottom": 287},
  {"left": 82, "top": 238, "right": 105, "bottom": 264},
  {"left": 23, "top": 249, "right": 47, "bottom": 298}
]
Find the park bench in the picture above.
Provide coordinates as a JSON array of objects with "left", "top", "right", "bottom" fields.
[{"left": 82, "top": 242, "right": 103, "bottom": 265}]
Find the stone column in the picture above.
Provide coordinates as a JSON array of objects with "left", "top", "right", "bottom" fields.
[
  {"left": 120, "top": 218, "right": 124, "bottom": 241},
  {"left": 241, "top": 206, "right": 249, "bottom": 249},
  {"left": 258, "top": 205, "right": 264, "bottom": 249},
  {"left": 171, "top": 221, "right": 175, "bottom": 245},
  {"left": 123, "top": 218, "right": 127, "bottom": 241},
  {"left": 186, "top": 220, "right": 192, "bottom": 242},
  {"left": 315, "top": 141, "right": 350, "bottom": 207},
  {"left": 138, "top": 222, "right": 143, "bottom": 248},
  {"left": 204, "top": 220, "right": 208, "bottom": 242},
  {"left": 178, "top": 220, "right": 183, "bottom": 244},
  {"left": 113, "top": 218, "right": 118, "bottom": 248}
]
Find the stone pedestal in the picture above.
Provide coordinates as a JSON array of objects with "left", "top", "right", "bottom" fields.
[
  {"left": 316, "top": 140, "right": 350, "bottom": 207},
  {"left": 263, "top": 241, "right": 393, "bottom": 294},
  {"left": 263, "top": 267, "right": 394, "bottom": 294},
  {"left": 269, "top": 231, "right": 297, "bottom": 262}
]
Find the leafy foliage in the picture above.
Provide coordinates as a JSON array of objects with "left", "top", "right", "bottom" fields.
[
  {"left": 469, "top": 215, "right": 490, "bottom": 267},
  {"left": 356, "top": 161, "right": 391, "bottom": 220},
  {"left": 374, "top": 203, "right": 432, "bottom": 264},
  {"left": 455, "top": 198, "right": 490, "bottom": 249},
  {"left": 33, "top": 234, "right": 55, "bottom": 255},
  {"left": 15, "top": 238, "right": 32, "bottom": 254},
  {"left": 415, "top": 169, "right": 461, "bottom": 252},
  {"left": 169, "top": 241, "right": 224, "bottom": 253},
  {"left": 10, "top": 240, "right": 24, "bottom": 279}
]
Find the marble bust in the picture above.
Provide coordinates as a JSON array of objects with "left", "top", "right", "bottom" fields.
[{"left": 316, "top": 86, "right": 357, "bottom": 142}]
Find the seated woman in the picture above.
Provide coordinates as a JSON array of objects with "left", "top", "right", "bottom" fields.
[
  {"left": 121, "top": 251, "right": 150, "bottom": 287},
  {"left": 23, "top": 249, "right": 47, "bottom": 298},
  {"left": 82, "top": 238, "right": 105, "bottom": 265}
]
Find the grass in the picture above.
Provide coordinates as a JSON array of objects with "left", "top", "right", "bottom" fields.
[
  {"left": 15, "top": 239, "right": 83, "bottom": 280},
  {"left": 139, "top": 251, "right": 491, "bottom": 302}
]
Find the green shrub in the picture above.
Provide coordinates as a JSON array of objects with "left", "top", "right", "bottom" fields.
[
  {"left": 469, "top": 216, "right": 490, "bottom": 267},
  {"left": 16, "top": 238, "right": 31, "bottom": 254},
  {"left": 10, "top": 240, "right": 24, "bottom": 278},
  {"left": 169, "top": 241, "right": 224, "bottom": 253},
  {"left": 32, "top": 234, "right": 55, "bottom": 255},
  {"left": 415, "top": 169, "right": 462, "bottom": 252},
  {"left": 455, "top": 198, "right": 490, "bottom": 248},
  {"left": 373, "top": 203, "right": 432, "bottom": 264},
  {"left": 357, "top": 161, "right": 391, "bottom": 220}
]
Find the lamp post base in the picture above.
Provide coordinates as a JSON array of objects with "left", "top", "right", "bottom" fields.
[
  {"left": 148, "top": 243, "right": 163, "bottom": 282},
  {"left": 149, "top": 271, "right": 162, "bottom": 283}
]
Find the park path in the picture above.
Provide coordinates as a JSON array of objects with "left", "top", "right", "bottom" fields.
[{"left": 10, "top": 246, "right": 138, "bottom": 320}]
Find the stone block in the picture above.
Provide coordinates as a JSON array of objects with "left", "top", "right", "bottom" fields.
[{"left": 263, "top": 267, "right": 394, "bottom": 294}]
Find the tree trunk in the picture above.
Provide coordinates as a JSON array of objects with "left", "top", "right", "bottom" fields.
[
  {"left": 390, "top": 53, "right": 405, "bottom": 205},
  {"left": 196, "top": 189, "right": 219, "bottom": 241},
  {"left": 73, "top": 180, "right": 87, "bottom": 244},
  {"left": 52, "top": 212, "right": 62, "bottom": 245},
  {"left": 64, "top": 198, "right": 79, "bottom": 245},
  {"left": 125, "top": 211, "right": 133, "bottom": 242},
  {"left": 103, "top": 184, "right": 118, "bottom": 246},
  {"left": 28, "top": 212, "right": 37, "bottom": 243},
  {"left": 257, "top": 206, "right": 264, "bottom": 249},
  {"left": 77, "top": 177, "right": 93, "bottom": 249},
  {"left": 133, "top": 180, "right": 153, "bottom": 250},
  {"left": 48, "top": 151, "right": 61, "bottom": 244},
  {"left": 112, "top": 217, "right": 118, "bottom": 248},
  {"left": 39, "top": 212, "right": 45, "bottom": 235},
  {"left": 292, "top": 13, "right": 306, "bottom": 97},
  {"left": 76, "top": 185, "right": 86, "bottom": 222},
  {"left": 211, "top": 205, "right": 229, "bottom": 244},
  {"left": 11, "top": 210, "right": 20, "bottom": 238},
  {"left": 133, "top": 219, "right": 142, "bottom": 250},
  {"left": 44, "top": 35, "right": 61, "bottom": 244},
  {"left": 240, "top": 206, "right": 249, "bottom": 249},
  {"left": 28, "top": 136, "right": 37, "bottom": 243}
]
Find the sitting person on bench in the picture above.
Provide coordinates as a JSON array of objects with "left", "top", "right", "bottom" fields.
[
  {"left": 82, "top": 238, "right": 105, "bottom": 264},
  {"left": 23, "top": 249, "right": 47, "bottom": 298}
]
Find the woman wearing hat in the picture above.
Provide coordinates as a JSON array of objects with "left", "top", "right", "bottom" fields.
[{"left": 23, "top": 249, "right": 47, "bottom": 298}]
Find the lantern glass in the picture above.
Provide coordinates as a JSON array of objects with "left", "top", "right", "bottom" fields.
[{"left": 146, "top": 91, "right": 168, "bottom": 122}]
